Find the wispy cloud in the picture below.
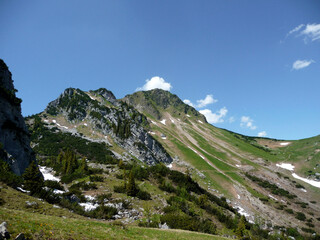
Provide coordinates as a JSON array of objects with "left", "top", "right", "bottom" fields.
[
  {"left": 183, "top": 99, "right": 194, "bottom": 107},
  {"left": 183, "top": 94, "right": 217, "bottom": 108},
  {"left": 301, "top": 23, "right": 320, "bottom": 42},
  {"left": 228, "top": 116, "right": 235, "bottom": 123},
  {"left": 200, "top": 107, "right": 227, "bottom": 124},
  {"left": 258, "top": 131, "right": 267, "bottom": 137},
  {"left": 292, "top": 59, "right": 315, "bottom": 70},
  {"left": 287, "top": 24, "right": 305, "bottom": 37},
  {"left": 286, "top": 23, "right": 320, "bottom": 42},
  {"left": 136, "top": 76, "right": 172, "bottom": 91},
  {"left": 240, "top": 116, "right": 257, "bottom": 130}
]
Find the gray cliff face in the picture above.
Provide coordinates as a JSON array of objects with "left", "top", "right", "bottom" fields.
[
  {"left": 0, "top": 59, "right": 35, "bottom": 175},
  {"left": 45, "top": 88, "right": 172, "bottom": 165}
]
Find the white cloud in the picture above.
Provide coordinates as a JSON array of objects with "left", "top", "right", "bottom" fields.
[
  {"left": 258, "top": 131, "right": 267, "bottom": 137},
  {"left": 183, "top": 94, "right": 218, "bottom": 108},
  {"left": 301, "top": 23, "right": 320, "bottom": 42},
  {"left": 287, "top": 24, "right": 305, "bottom": 37},
  {"left": 196, "top": 95, "right": 218, "bottom": 108},
  {"left": 136, "top": 76, "right": 172, "bottom": 91},
  {"left": 183, "top": 99, "right": 194, "bottom": 107},
  {"left": 287, "top": 23, "right": 320, "bottom": 42},
  {"left": 240, "top": 116, "right": 257, "bottom": 130},
  {"left": 200, "top": 107, "right": 228, "bottom": 124},
  {"left": 292, "top": 59, "right": 315, "bottom": 70},
  {"left": 228, "top": 116, "right": 235, "bottom": 123}
]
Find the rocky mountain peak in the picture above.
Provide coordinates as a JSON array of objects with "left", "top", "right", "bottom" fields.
[
  {"left": 91, "top": 88, "right": 116, "bottom": 102},
  {"left": 0, "top": 59, "right": 35, "bottom": 175},
  {"left": 123, "top": 89, "right": 207, "bottom": 122}
]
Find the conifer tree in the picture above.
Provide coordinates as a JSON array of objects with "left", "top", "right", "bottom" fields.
[
  {"left": 79, "top": 157, "right": 88, "bottom": 173},
  {"left": 126, "top": 170, "right": 137, "bottom": 196},
  {"left": 235, "top": 215, "right": 247, "bottom": 239},
  {"left": 22, "top": 161, "right": 44, "bottom": 194}
]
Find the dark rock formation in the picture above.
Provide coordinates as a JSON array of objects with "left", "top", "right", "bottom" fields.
[{"left": 0, "top": 59, "right": 35, "bottom": 175}]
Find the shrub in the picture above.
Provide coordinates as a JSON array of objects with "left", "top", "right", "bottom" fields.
[
  {"left": 285, "top": 208, "right": 294, "bottom": 214},
  {"left": 87, "top": 205, "right": 117, "bottom": 219},
  {"left": 114, "top": 185, "right": 126, "bottom": 193},
  {"left": 295, "top": 212, "right": 306, "bottom": 221},
  {"left": 137, "top": 190, "right": 151, "bottom": 200},
  {"left": 89, "top": 175, "right": 104, "bottom": 182},
  {"left": 44, "top": 180, "right": 64, "bottom": 190}
]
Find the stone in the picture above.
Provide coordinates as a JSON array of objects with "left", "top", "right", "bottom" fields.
[{"left": 0, "top": 222, "right": 10, "bottom": 239}]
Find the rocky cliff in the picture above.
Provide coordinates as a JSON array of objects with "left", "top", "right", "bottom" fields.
[
  {"left": 0, "top": 59, "right": 35, "bottom": 175},
  {"left": 44, "top": 88, "right": 172, "bottom": 165}
]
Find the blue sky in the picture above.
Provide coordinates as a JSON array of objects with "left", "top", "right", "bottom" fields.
[{"left": 0, "top": 0, "right": 319, "bottom": 140}]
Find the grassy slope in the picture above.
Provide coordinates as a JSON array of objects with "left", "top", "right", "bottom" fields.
[{"left": 0, "top": 184, "right": 230, "bottom": 240}]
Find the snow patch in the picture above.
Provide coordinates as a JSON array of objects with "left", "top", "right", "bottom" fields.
[
  {"left": 43, "top": 119, "right": 49, "bottom": 123},
  {"left": 236, "top": 206, "right": 250, "bottom": 217},
  {"left": 148, "top": 131, "right": 156, "bottom": 135},
  {"left": 79, "top": 202, "right": 99, "bottom": 211},
  {"left": 237, "top": 194, "right": 240, "bottom": 199},
  {"left": 167, "top": 163, "right": 173, "bottom": 169},
  {"left": 276, "top": 163, "right": 295, "bottom": 171},
  {"left": 268, "top": 194, "right": 278, "bottom": 201},
  {"left": 85, "top": 195, "right": 96, "bottom": 201},
  {"left": 53, "top": 189, "right": 64, "bottom": 194},
  {"left": 186, "top": 114, "right": 191, "bottom": 117},
  {"left": 160, "top": 119, "right": 166, "bottom": 125},
  {"left": 198, "top": 120, "right": 203, "bottom": 124},
  {"left": 89, "top": 95, "right": 95, "bottom": 100},
  {"left": 292, "top": 173, "right": 320, "bottom": 188},
  {"left": 39, "top": 166, "right": 60, "bottom": 182},
  {"left": 17, "top": 187, "right": 30, "bottom": 193},
  {"left": 52, "top": 120, "right": 56, "bottom": 123},
  {"left": 236, "top": 164, "right": 241, "bottom": 168},
  {"left": 151, "top": 120, "right": 158, "bottom": 126},
  {"left": 84, "top": 123, "right": 88, "bottom": 126},
  {"left": 161, "top": 137, "right": 167, "bottom": 140},
  {"left": 280, "top": 142, "right": 291, "bottom": 146},
  {"left": 170, "top": 118, "right": 175, "bottom": 123},
  {"left": 300, "top": 188, "right": 307, "bottom": 192}
]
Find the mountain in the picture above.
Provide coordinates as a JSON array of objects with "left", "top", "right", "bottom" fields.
[
  {"left": 0, "top": 59, "right": 35, "bottom": 175},
  {"left": 1, "top": 60, "right": 319, "bottom": 239},
  {"left": 43, "top": 87, "right": 172, "bottom": 165}
]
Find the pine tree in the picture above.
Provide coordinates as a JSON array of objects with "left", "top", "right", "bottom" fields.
[
  {"left": 22, "top": 161, "right": 44, "bottom": 194},
  {"left": 126, "top": 170, "right": 137, "bottom": 197},
  {"left": 235, "top": 215, "right": 247, "bottom": 239},
  {"left": 79, "top": 157, "right": 88, "bottom": 173}
]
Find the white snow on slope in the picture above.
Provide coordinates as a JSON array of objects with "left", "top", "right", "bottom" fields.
[
  {"left": 292, "top": 173, "right": 320, "bottom": 188},
  {"left": 160, "top": 119, "right": 166, "bottom": 125},
  {"left": 186, "top": 114, "right": 190, "bottom": 117},
  {"left": 80, "top": 202, "right": 99, "bottom": 211},
  {"left": 280, "top": 142, "right": 291, "bottom": 146},
  {"left": 167, "top": 163, "right": 173, "bottom": 169},
  {"left": 39, "top": 166, "right": 60, "bottom": 182},
  {"left": 236, "top": 206, "right": 250, "bottom": 217},
  {"left": 198, "top": 120, "right": 203, "bottom": 124},
  {"left": 170, "top": 118, "right": 175, "bottom": 123},
  {"left": 52, "top": 120, "right": 56, "bottom": 123},
  {"left": 268, "top": 194, "right": 278, "bottom": 201},
  {"left": 276, "top": 163, "right": 295, "bottom": 171},
  {"left": 17, "top": 187, "right": 30, "bottom": 193}
]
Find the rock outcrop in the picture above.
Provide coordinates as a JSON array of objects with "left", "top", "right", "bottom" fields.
[
  {"left": 0, "top": 59, "right": 35, "bottom": 175},
  {"left": 44, "top": 88, "right": 172, "bottom": 165}
]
